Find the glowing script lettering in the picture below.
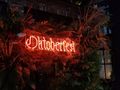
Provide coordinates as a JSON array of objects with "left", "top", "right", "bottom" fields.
[{"left": 25, "top": 35, "right": 76, "bottom": 53}]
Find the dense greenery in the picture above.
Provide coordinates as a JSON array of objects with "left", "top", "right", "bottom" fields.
[{"left": 0, "top": 1, "right": 110, "bottom": 90}]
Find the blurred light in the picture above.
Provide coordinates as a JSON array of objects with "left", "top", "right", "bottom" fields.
[
  {"left": 98, "top": 50, "right": 112, "bottom": 79},
  {"left": 17, "top": 33, "right": 26, "bottom": 37}
]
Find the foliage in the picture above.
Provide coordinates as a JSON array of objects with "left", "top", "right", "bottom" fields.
[
  {"left": 47, "top": 51, "right": 101, "bottom": 90},
  {"left": 0, "top": 1, "right": 110, "bottom": 90}
]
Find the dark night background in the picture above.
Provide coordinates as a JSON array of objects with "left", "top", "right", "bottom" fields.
[
  {"left": 110, "top": 0, "right": 120, "bottom": 89},
  {"left": 0, "top": 0, "right": 120, "bottom": 90}
]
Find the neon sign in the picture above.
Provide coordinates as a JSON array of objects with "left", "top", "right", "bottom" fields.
[{"left": 25, "top": 35, "right": 76, "bottom": 53}]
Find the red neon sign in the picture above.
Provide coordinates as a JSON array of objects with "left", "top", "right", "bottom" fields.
[{"left": 25, "top": 35, "right": 76, "bottom": 53}]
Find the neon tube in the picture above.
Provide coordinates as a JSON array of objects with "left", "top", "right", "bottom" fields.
[{"left": 25, "top": 35, "right": 76, "bottom": 53}]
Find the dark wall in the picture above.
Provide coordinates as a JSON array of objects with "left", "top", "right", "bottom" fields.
[{"left": 109, "top": 0, "right": 120, "bottom": 90}]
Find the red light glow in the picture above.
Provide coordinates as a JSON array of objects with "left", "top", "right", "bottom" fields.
[{"left": 25, "top": 35, "right": 76, "bottom": 53}]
